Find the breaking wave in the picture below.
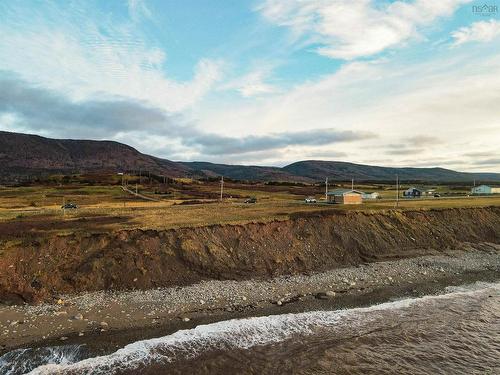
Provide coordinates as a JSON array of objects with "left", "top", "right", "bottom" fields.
[{"left": 4, "top": 281, "right": 498, "bottom": 375}]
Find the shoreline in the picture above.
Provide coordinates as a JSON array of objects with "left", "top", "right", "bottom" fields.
[{"left": 1, "top": 243, "right": 499, "bottom": 357}]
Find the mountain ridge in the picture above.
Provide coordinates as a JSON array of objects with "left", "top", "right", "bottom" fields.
[{"left": 1, "top": 131, "right": 499, "bottom": 183}]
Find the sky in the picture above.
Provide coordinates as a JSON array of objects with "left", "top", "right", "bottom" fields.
[{"left": 0, "top": 0, "right": 499, "bottom": 172}]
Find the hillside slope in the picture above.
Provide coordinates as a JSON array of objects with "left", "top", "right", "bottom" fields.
[
  {"left": 180, "top": 161, "right": 313, "bottom": 182},
  {"left": 0, "top": 131, "right": 188, "bottom": 179},
  {"left": 283, "top": 160, "right": 500, "bottom": 182}
]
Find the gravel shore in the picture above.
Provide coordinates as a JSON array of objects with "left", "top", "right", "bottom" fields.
[{"left": 1, "top": 242, "right": 499, "bottom": 356}]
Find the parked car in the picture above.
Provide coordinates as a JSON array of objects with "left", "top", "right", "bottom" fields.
[
  {"left": 244, "top": 197, "right": 257, "bottom": 204},
  {"left": 305, "top": 197, "right": 317, "bottom": 203},
  {"left": 433, "top": 193, "right": 441, "bottom": 197},
  {"left": 61, "top": 203, "right": 78, "bottom": 209}
]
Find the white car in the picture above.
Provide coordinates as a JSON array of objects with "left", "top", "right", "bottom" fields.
[{"left": 305, "top": 197, "right": 317, "bottom": 203}]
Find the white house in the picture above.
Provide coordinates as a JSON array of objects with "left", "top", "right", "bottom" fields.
[
  {"left": 361, "top": 192, "right": 380, "bottom": 200},
  {"left": 471, "top": 185, "right": 500, "bottom": 195}
]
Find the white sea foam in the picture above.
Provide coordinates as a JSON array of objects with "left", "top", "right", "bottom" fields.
[
  {"left": 24, "top": 281, "right": 500, "bottom": 375},
  {"left": 0, "top": 345, "right": 83, "bottom": 375}
]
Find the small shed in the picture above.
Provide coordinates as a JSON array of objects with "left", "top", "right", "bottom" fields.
[
  {"left": 327, "top": 189, "right": 363, "bottom": 204},
  {"left": 403, "top": 187, "right": 422, "bottom": 198}
]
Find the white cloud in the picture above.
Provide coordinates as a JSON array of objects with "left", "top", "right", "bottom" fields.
[
  {"left": 196, "top": 50, "right": 500, "bottom": 171},
  {"left": 128, "top": 0, "right": 152, "bottom": 22},
  {"left": 221, "top": 67, "right": 279, "bottom": 97},
  {"left": 451, "top": 19, "right": 500, "bottom": 45},
  {"left": 0, "top": 3, "right": 222, "bottom": 113},
  {"left": 257, "top": 0, "right": 471, "bottom": 59}
]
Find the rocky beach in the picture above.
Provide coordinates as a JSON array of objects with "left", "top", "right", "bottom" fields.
[{"left": 1, "top": 242, "right": 498, "bottom": 361}]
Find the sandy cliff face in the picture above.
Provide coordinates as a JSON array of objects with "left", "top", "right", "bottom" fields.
[{"left": 1, "top": 207, "right": 499, "bottom": 303}]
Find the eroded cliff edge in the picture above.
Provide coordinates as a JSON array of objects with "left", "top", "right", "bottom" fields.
[{"left": 1, "top": 207, "right": 499, "bottom": 303}]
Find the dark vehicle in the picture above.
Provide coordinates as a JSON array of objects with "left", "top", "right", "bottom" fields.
[
  {"left": 244, "top": 197, "right": 257, "bottom": 204},
  {"left": 433, "top": 193, "right": 441, "bottom": 197},
  {"left": 61, "top": 203, "right": 78, "bottom": 209}
]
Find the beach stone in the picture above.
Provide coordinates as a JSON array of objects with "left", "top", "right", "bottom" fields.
[
  {"left": 241, "top": 296, "right": 247, "bottom": 301},
  {"left": 78, "top": 332, "right": 84, "bottom": 336},
  {"left": 316, "top": 291, "right": 335, "bottom": 299},
  {"left": 182, "top": 317, "right": 190, "bottom": 322},
  {"left": 100, "top": 321, "right": 108, "bottom": 328},
  {"left": 277, "top": 300, "right": 283, "bottom": 306},
  {"left": 74, "top": 314, "right": 84, "bottom": 321},
  {"left": 60, "top": 336, "right": 68, "bottom": 341}
]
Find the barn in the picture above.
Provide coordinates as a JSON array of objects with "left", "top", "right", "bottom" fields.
[{"left": 327, "top": 189, "right": 363, "bottom": 204}]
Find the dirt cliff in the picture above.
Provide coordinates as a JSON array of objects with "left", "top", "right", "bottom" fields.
[{"left": 1, "top": 207, "right": 499, "bottom": 303}]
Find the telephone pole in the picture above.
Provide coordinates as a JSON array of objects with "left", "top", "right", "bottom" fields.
[
  {"left": 395, "top": 175, "right": 399, "bottom": 208},
  {"left": 325, "top": 177, "right": 328, "bottom": 201},
  {"left": 220, "top": 176, "right": 224, "bottom": 202},
  {"left": 351, "top": 178, "right": 354, "bottom": 191}
]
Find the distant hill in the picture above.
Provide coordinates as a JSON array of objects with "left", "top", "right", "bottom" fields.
[
  {"left": 282, "top": 160, "right": 500, "bottom": 183},
  {"left": 1, "top": 131, "right": 499, "bottom": 183},
  {"left": 0, "top": 131, "right": 188, "bottom": 179},
  {"left": 179, "top": 161, "right": 312, "bottom": 182}
]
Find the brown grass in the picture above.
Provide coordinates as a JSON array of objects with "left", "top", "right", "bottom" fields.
[{"left": 0, "top": 183, "right": 499, "bottom": 240}]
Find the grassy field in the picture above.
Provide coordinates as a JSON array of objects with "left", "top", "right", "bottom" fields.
[{"left": 0, "top": 179, "right": 498, "bottom": 240}]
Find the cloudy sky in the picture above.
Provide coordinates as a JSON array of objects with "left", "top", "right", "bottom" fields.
[{"left": 0, "top": 0, "right": 499, "bottom": 171}]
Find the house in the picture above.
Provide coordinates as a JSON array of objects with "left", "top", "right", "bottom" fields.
[
  {"left": 403, "top": 187, "right": 422, "bottom": 198},
  {"left": 471, "top": 185, "right": 500, "bottom": 195},
  {"left": 327, "top": 189, "right": 363, "bottom": 204},
  {"left": 361, "top": 192, "right": 380, "bottom": 200}
]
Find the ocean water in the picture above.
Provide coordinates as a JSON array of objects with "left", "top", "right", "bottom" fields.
[{"left": 2, "top": 282, "right": 499, "bottom": 375}]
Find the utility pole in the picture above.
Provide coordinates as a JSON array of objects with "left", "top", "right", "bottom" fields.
[
  {"left": 325, "top": 177, "right": 328, "bottom": 201},
  {"left": 220, "top": 176, "right": 224, "bottom": 202},
  {"left": 395, "top": 175, "right": 399, "bottom": 208},
  {"left": 351, "top": 178, "right": 354, "bottom": 191}
]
